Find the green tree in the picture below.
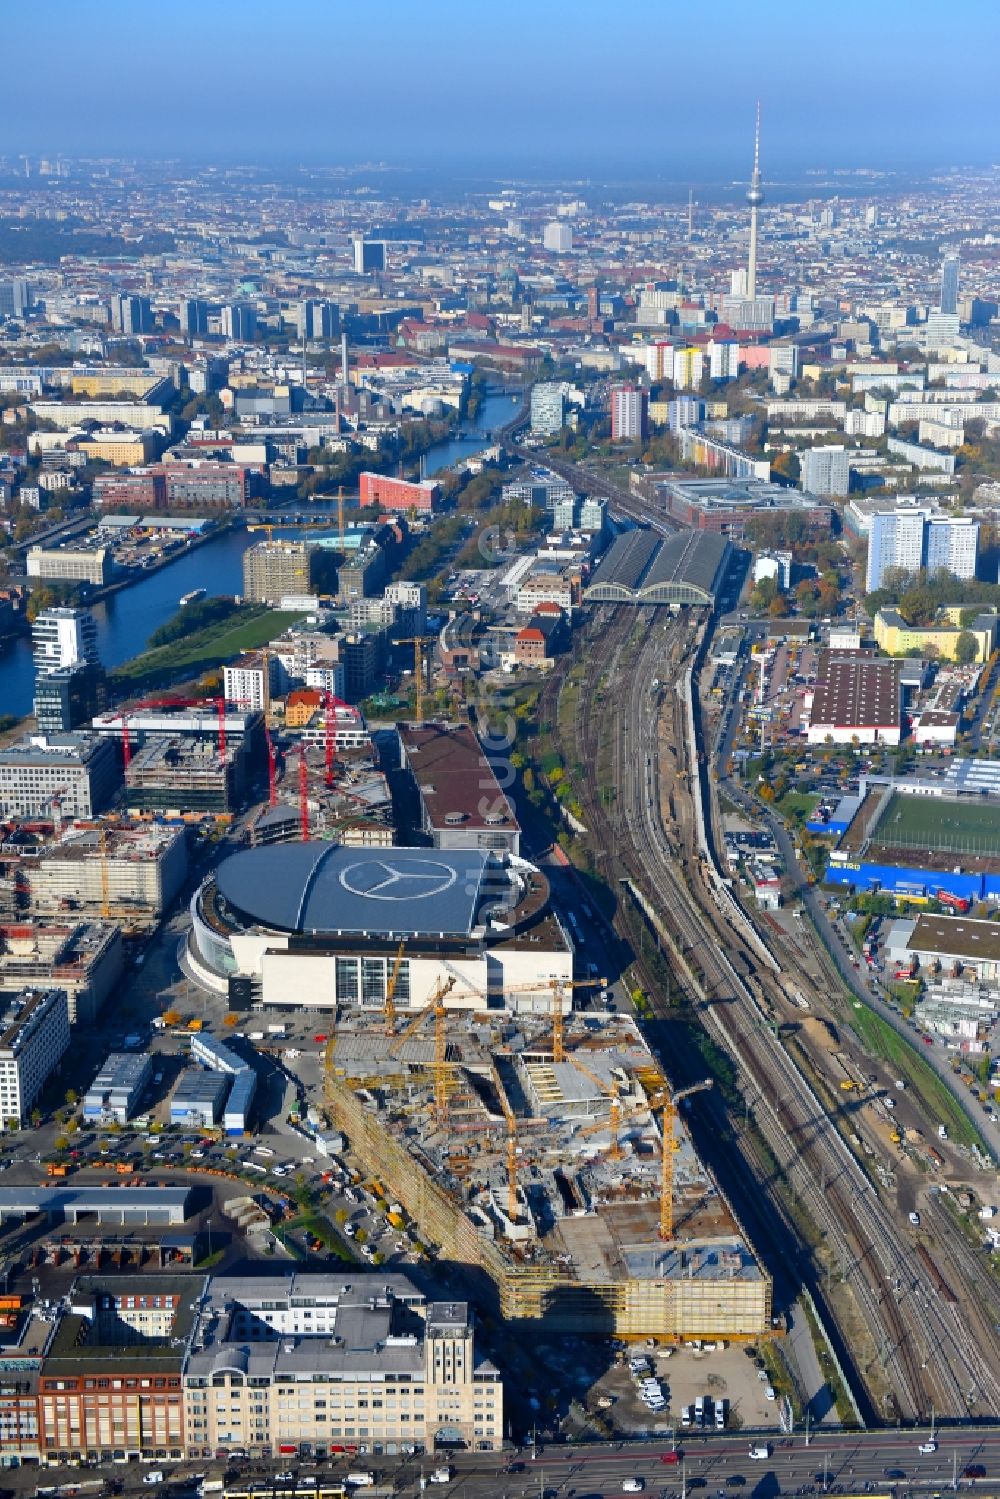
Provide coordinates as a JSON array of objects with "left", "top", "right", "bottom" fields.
[{"left": 954, "top": 631, "right": 979, "bottom": 666}]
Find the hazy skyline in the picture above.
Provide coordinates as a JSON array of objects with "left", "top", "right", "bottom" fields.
[{"left": 4, "top": 0, "right": 1000, "bottom": 176}]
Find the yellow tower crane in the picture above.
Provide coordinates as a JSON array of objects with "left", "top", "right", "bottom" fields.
[
  {"left": 547, "top": 976, "right": 605, "bottom": 1065},
  {"left": 567, "top": 1052, "right": 622, "bottom": 1161},
  {"left": 395, "top": 636, "right": 436, "bottom": 725},
  {"left": 99, "top": 826, "right": 111, "bottom": 921},
  {"left": 489, "top": 1062, "right": 520, "bottom": 1222},
  {"left": 651, "top": 1079, "right": 714, "bottom": 1242},
  {"left": 388, "top": 976, "right": 457, "bottom": 1124},
  {"left": 383, "top": 939, "right": 406, "bottom": 1037}
]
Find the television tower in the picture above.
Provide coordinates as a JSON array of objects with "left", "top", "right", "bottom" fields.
[{"left": 746, "top": 102, "right": 764, "bottom": 299}]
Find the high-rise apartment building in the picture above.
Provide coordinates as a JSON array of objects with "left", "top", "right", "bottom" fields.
[
  {"left": 866, "top": 508, "right": 979, "bottom": 591},
  {"left": 801, "top": 445, "right": 851, "bottom": 498},
  {"left": 926, "top": 515, "right": 979, "bottom": 579},
  {"left": 940, "top": 253, "right": 960, "bottom": 317},
  {"left": 181, "top": 298, "right": 210, "bottom": 336},
  {"left": 610, "top": 384, "right": 648, "bottom": 442},
  {"left": 542, "top": 222, "right": 573, "bottom": 253},
  {"left": 221, "top": 302, "right": 257, "bottom": 340},
  {"left": 296, "top": 300, "right": 339, "bottom": 339},
  {"left": 110, "top": 294, "right": 153, "bottom": 336}
]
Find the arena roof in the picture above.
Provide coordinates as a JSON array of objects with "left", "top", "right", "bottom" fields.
[
  {"left": 215, "top": 843, "right": 492, "bottom": 938},
  {"left": 584, "top": 527, "right": 730, "bottom": 607}
]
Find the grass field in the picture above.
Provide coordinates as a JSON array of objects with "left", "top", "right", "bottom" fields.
[
  {"left": 875, "top": 790, "right": 1000, "bottom": 854},
  {"left": 111, "top": 608, "right": 305, "bottom": 691},
  {"left": 847, "top": 1001, "right": 985, "bottom": 1148}
]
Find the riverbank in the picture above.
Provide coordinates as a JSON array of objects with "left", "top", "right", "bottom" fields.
[{"left": 110, "top": 603, "right": 306, "bottom": 695}]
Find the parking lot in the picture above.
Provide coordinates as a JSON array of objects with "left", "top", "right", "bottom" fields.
[{"left": 588, "top": 1344, "right": 784, "bottom": 1436}]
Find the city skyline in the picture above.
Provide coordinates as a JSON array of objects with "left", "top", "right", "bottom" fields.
[{"left": 3, "top": 0, "right": 1000, "bottom": 173}]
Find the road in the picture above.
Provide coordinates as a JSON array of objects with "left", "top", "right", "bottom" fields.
[{"left": 22, "top": 1428, "right": 1000, "bottom": 1499}]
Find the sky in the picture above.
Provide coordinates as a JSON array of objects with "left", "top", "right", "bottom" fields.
[{"left": 4, "top": 0, "right": 1000, "bottom": 179}]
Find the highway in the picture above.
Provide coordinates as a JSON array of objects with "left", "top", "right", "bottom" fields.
[{"left": 546, "top": 603, "right": 1000, "bottom": 1426}]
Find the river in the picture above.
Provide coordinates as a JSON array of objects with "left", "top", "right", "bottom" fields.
[{"left": 0, "top": 388, "right": 522, "bottom": 717}]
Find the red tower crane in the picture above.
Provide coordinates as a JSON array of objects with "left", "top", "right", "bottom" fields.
[
  {"left": 298, "top": 744, "right": 310, "bottom": 841},
  {"left": 264, "top": 724, "right": 278, "bottom": 807}
]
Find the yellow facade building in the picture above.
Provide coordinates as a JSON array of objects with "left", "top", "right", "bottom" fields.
[{"left": 874, "top": 606, "right": 998, "bottom": 664}]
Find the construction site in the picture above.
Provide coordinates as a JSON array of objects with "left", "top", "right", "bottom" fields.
[{"left": 322, "top": 972, "right": 771, "bottom": 1341}]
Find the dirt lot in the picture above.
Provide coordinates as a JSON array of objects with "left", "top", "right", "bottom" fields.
[{"left": 589, "top": 1344, "right": 782, "bottom": 1434}]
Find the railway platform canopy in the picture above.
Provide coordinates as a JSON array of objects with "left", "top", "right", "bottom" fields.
[{"left": 584, "top": 526, "right": 731, "bottom": 607}]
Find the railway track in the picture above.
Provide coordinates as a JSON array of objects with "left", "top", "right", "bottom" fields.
[{"left": 548, "top": 606, "right": 1000, "bottom": 1422}]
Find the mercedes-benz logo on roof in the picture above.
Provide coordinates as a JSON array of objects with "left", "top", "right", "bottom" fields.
[{"left": 339, "top": 857, "right": 458, "bottom": 901}]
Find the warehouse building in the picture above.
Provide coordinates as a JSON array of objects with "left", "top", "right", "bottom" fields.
[
  {"left": 83, "top": 1051, "right": 153, "bottom": 1123},
  {"left": 806, "top": 651, "right": 903, "bottom": 746},
  {"left": 0, "top": 733, "right": 120, "bottom": 819},
  {"left": 0, "top": 988, "right": 71, "bottom": 1127},
  {"left": 0, "top": 1187, "right": 192, "bottom": 1227},
  {"left": 885, "top": 913, "right": 1000, "bottom": 985},
  {"left": 399, "top": 722, "right": 521, "bottom": 855},
  {"left": 182, "top": 1273, "right": 502, "bottom": 1457},
  {"left": 188, "top": 842, "right": 572, "bottom": 1010},
  {"left": 632, "top": 475, "right": 833, "bottom": 538}
]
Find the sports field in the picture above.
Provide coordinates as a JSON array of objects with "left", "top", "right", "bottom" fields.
[{"left": 874, "top": 791, "right": 1000, "bottom": 856}]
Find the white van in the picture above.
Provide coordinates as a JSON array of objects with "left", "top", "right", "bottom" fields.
[
  {"left": 429, "top": 1468, "right": 452, "bottom": 1484},
  {"left": 622, "top": 1482, "right": 644, "bottom": 1494},
  {"left": 346, "top": 1477, "right": 375, "bottom": 1489},
  {"left": 749, "top": 1443, "right": 771, "bottom": 1461}
]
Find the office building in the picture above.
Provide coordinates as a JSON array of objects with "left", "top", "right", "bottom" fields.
[
  {"left": 542, "top": 221, "right": 573, "bottom": 253},
  {"left": 32, "top": 607, "right": 106, "bottom": 734},
  {"left": 940, "top": 254, "right": 960, "bottom": 317},
  {"left": 0, "top": 922, "right": 123, "bottom": 1027},
  {"left": 26, "top": 823, "right": 188, "bottom": 918},
  {"left": 0, "top": 988, "right": 71, "bottom": 1127},
  {"left": 0, "top": 733, "right": 120, "bottom": 819},
  {"left": 359, "top": 472, "right": 439, "bottom": 514},
  {"left": 610, "top": 384, "right": 648, "bottom": 442},
  {"left": 801, "top": 444, "right": 851, "bottom": 498},
  {"left": 110, "top": 294, "right": 152, "bottom": 336},
  {"left": 866, "top": 509, "right": 979, "bottom": 591},
  {"left": 26, "top": 547, "right": 113, "bottom": 586},
  {"left": 530, "top": 383, "right": 566, "bottom": 435},
  {"left": 243, "top": 541, "right": 317, "bottom": 604},
  {"left": 221, "top": 303, "right": 257, "bottom": 341},
  {"left": 0, "top": 279, "right": 31, "bottom": 318},
  {"left": 32, "top": 607, "right": 98, "bottom": 674},
  {"left": 163, "top": 461, "right": 248, "bottom": 509},
  {"left": 83, "top": 1052, "right": 153, "bottom": 1124},
  {"left": 182, "top": 1273, "right": 502, "bottom": 1457},
  {"left": 353, "top": 235, "right": 387, "bottom": 274}
]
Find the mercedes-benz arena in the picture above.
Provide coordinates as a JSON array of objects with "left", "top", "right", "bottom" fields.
[{"left": 188, "top": 842, "right": 573, "bottom": 1013}]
